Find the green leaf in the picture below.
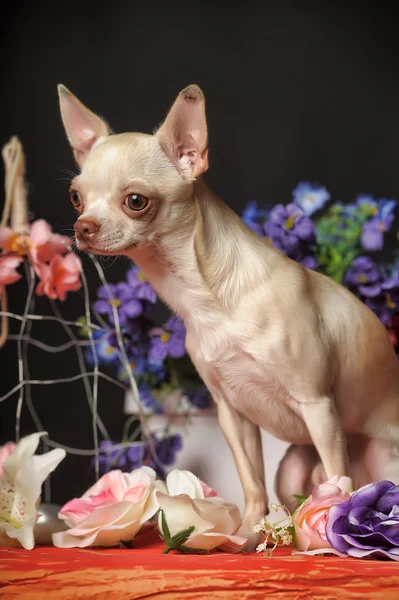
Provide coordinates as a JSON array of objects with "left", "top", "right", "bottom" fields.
[
  {"left": 170, "top": 526, "right": 195, "bottom": 547},
  {"left": 160, "top": 510, "right": 171, "bottom": 544},
  {"left": 294, "top": 494, "right": 308, "bottom": 507}
]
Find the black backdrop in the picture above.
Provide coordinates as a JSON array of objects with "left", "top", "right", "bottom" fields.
[{"left": 1, "top": 0, "right": 399, "bottom": 504}]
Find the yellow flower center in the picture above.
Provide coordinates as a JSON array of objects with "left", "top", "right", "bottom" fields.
[
  {"left": 284, "top": 215, "right": 295, "bottom": 230},
  {"left": 306, "top": 194, "right": 315, "bottom": 205},
  {"left": 106, "top": 346, "right": 116, "bottom": 355},
  {"left": 9, "top": 234, "right": 30, "bottom": 256},
  {"left": 160, "top": 333, "right": 170, "bottom": 343},
  {"left": 138, "top": 272, "right": 146, "bottom": 281},
  {"left": 108, "top": 298, "right": 121, "bottom": 308},
  {"left": 129, "top": 362, "right": 136, "bottom": 370},
  {"left": 357, "top": 274, "right": 368, "bottom": 283},
  {"left": 371, "top": 207, "right": 378, "bottom": 216},
  {"left": 378, "top": 222, "right": 385, "bottom": 232},
  {"left": 386, "top": 293, "right": 396, "bottom": 310}
]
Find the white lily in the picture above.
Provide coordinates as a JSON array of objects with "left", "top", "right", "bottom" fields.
[{"left": 0, "top": 431, "right": 66, "bottom": 549}]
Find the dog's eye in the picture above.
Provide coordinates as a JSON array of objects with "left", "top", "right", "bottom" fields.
[
  {"left": 125, "top": 193, "right": 149, "bottom": 212},
  {"left": 70, "top": 190, "right": 81, "bottom": 208}
]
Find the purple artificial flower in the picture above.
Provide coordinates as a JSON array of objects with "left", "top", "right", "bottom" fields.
[
  {"left": 95, "top": 440, "right": 130, "bottom": 474},
  {"left": 364, "top": 272, "right": 399, "bottom": 326},
  {"left": 361, "top": 199, "right": 396, "bottom": 251},
  {"left": 138, "top": 383, "right": 163, "bottom": 413},
  {"left": 185, "top": 386, "right": 212, "bottom": 410},
  {"left": 264, "top": 203, "right": 317, "bottom": 267},
  {"left": 93, "top": 283, "right": 144, "bottom": 326},
  {"left": 117, "top": 356, "right": 148, "bottom": 383},
  {"left": 344, "top": 256, "right": 381, "bottom": 297},
  {"left": 145, "top": 434, "right": 183, "bottom": 478},
  {"left": 149, "top": 315, "right": 186, "bottom": 362},
  {"left": 242, "top": 201, "right": 268, "bottom": 236},
  {"left": 126, "top": 265, "right": 157, "bottom": 304},
  {"left": 326, "top": 480, "right": 399, "bottom": 561},
  {"left": 344, "top": 258, "right": 399, "bottom": 326},
  {"left": 265, "top": 204, "right": 316, "bottom": 253},
  {"left": 292, "top": 182, "right": 330, "bottom": 216}
]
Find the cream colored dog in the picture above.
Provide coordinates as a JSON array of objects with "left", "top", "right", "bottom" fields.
[{"left": 58, "top": 84, "right": 399, "bottom": 541}]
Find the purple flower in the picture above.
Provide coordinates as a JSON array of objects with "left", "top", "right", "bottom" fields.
[
  {"left": 361, "top": 200, "right": 396, "bottom": 251},
  {"left": 126, "top": 266, "right": 157, "bottom": 304},
  {"left": 344, "top": 256, "right": 381, "bottom": 297},
  {"left": 344, "top": 258, "right": 399, "bottom": 326},
  {"left": 326, "top": 480, "right": 399, "bottom": 561},
  {"left": 364, "top": 274, "right": 399, "bottom": 326},
  {"left": 264, "top": 204, "right": 317, "bottom": 267},
  {"left": 292, "top": 182, "right": 330, "bottom": 216},
  {"left": 149, "top": 315, "right": 186, "bottom": 361},
  {"left": 95, "top": 440, "right": 131, "bottom": 474},
  {"left": 138, "top": 383, "right": 163, "bottom": 413},
  {"left": 185, "top": 386, "right": 212, "bottom": 410},
  {"left": 146, "top": 434, "right": 183, "bottom": 478},
  {"left": 117, "top": 356, "right": 148, "bottom": 383},
  {"left": 93, "top": 283, "right": 144, "bottom": 326},
  {"left": 242, "top": 201, "right": 268, "bottom": 236}
]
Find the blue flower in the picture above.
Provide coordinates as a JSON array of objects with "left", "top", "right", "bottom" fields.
[
  {"left": 361, "top": 199, "right": 396, "bottom": 251},
  {"left": 242, "top": 201, "right": 268, "bottom": 236},
  {"left": 356, "top": 194, "right": 378, "bottom": 214},
  {"left": 117, "top": 356, "right": 148, "bottom": 383},
  {"left": 84, "top": 329, "right": 120, "bottom": 367},
  {"left": 292, "top": 182, "right": 330, "bottom": 216},
  {"left": 138, "top": 383, "right": 163, "bottom": 413}
]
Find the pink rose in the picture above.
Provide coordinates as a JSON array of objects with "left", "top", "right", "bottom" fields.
[
  {"left": 0, "top": 255, "right": 23, "bottom": 287},
  {"left": 0, "top": 441, "right": 16, "bottom": 479},
  {"left": 293, "top": 475, "right": 352, "bottom": 555},
  {"left": 53, "top": 467, "right": 164, "bottom": 548},
  {"left": 35, "top": 252, "right": 81, "bottom": 300}
]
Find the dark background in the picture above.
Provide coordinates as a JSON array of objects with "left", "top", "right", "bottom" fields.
[{"left": 1, "top": 0, "right": 399, "bottom": 504}]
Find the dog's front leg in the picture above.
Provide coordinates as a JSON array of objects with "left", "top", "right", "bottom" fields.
[
  {"left": 216, "top": 396, "right": 267, "bottom": 537},
  {"left": 299, "top": 395, "right": 349, "bottom": 479}
]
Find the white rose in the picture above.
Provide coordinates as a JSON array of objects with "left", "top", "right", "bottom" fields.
[{"left": 156, "top": 469, "right": 247, "bottom": 552}]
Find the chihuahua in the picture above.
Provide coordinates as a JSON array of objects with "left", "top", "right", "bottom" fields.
[{"left": 58, "top": 84, "right": 399, "bottom": 541}]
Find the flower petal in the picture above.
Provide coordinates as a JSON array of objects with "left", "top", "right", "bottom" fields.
[
  {"left": 3, "top": 432, "right": 46, "bottom": 480},
  {"left": 156, "top": 492, "right": 212, "bottom": 539},
  {"left": 16, "top": 448, "right": 66, "bottom": 506},
  {"left": 166, "top": 469, "right": 204, "bottom": 499},
  {"left": 2, "top": 518, "right": 36, "bottom": 550}
]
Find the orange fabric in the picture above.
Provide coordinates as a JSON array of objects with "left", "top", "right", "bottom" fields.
[{"left": 0, "top": 525, "right": 398, "bottom": 599}]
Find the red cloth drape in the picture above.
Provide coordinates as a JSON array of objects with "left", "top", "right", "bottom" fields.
[{"left": 0, "top": 525, "right": 398, "bottom": 599}]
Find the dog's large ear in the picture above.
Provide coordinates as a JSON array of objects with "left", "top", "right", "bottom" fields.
[
  {"left": 156, "top": 85, "right": 208, "bottom": 177},
  {"left": 58, "top": 85, "right": 110, "bottom": 168}
]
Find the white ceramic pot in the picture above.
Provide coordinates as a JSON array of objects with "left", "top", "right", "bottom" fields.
[{"left": 124, "top": 389, "right": 289, "bottom": 515}]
